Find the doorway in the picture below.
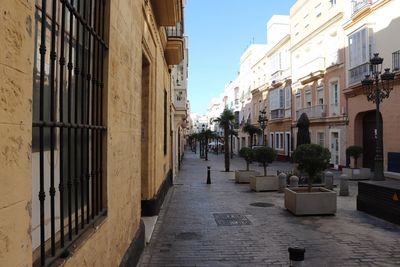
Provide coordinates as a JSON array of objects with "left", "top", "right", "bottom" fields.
[
  {"left": 330, "top": 131, "right": 339, "bottom": 166},
  {"left": 363, "top": 111, "right": 378, "bottom": 170}
]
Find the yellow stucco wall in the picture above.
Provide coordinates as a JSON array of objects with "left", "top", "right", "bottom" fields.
[
  {"left": 0, "top": 0, "right": 173, "bottom": 266},
  {"left": 0, "top": 0, "right": 34, "bottom": 266}
]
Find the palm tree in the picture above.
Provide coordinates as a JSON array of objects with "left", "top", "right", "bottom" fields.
[
  {"left": 242, "top": 123, "right": 261, "bottom": 148},
  {"left": 215, "top": 109, "right": 235, "bottom": 172},
  {"left": 198, "top": 129, "right": 218, "bottom": 161}
]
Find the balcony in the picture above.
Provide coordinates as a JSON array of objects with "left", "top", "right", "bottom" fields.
[
  {"left": 151, "top": 0, "right": 183, "bottom": 26},
  {"left": 270, "top": 109, "right": 285, "bottom": 120},
  {"left": 393, "top": 50, "right": 400, "bottom": 71},
  {"left": 348, "top": 62, "right": 369, "bottom": 85},
  {"left": 165, "top": 22, "right": 184, "bottom": 65},
  {"left": 296, "top": 104, "right": 327, "bottom": 120},
  {"left": 174, "top": 89, "right": 186, "bottom": 110},
  {"left": 271, "top": 70, "right": 282, "bottom": 81},
  {"left": 351, "top": 0, "right": 372, "bottom": 16}
]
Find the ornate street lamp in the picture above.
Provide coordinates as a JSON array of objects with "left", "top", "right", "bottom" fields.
[
  {"left": 361, "top": 53, "right": 395, "bottom": 181},
  {"left": 258, "top": 108, "right": 268, "bottom": 146}
]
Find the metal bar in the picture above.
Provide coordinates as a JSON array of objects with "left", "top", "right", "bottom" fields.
[
  {"left": 32, "top": 120, "right": 106, "bottom": 129},
  {"left": 67, "top": 0, "right": 75, "bottom": 241},
  {"left": 58, "top": 0, "right": 67, "bottom": 249},
  {"left": 80, "top": 0, "right": 86, "bottom": 229},
  {"left": 63, "top": 0, "right": 108, "bottom": 49},
  {"left": 86, "top": 0, "right": 93, "bottom": 224},
  {"left": 99, "top": 0, "right": 105, "bottom": 212},
  {"left": 49, "top": 0, "right": 57, "bottom": 257},
  {"left": 74, "top": 0, "right": 81, "bottom": 235},
  {"left": 91, "top": 0, "right": 98, "bottom": 219},
  {"left": 39, "top": 0, "right": 47, "bottom": 264},
  {"left": 95, "top": 0, "right": 101, "bottom": 215}
]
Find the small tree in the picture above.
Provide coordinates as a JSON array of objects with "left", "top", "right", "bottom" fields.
[
  {"left": 292, "top": 144, "right": 331, "bottom": 192},
  {"left": 242, "top": 123, "right": 261, "bottom": 148},
  {"left": 346, "top": 146, "right": 363, "bottom": 168},
  {"left": 253, "top": 147, "right": 277, "bottom": 176},
  {"left": 239, "top": 147, "right": 254, "bottom": 171}
]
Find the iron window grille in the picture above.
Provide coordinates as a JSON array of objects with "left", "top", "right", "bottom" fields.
[{"left": 32, "top": 0, "right": 107, "bottom": 266}]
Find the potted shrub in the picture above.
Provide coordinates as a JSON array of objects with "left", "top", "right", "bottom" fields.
[
  {"left": 249, "top": 146, "right": 279, "bottom": 192},
  {"left": 284, "top": 144, "right": 337, "bottom": 215},
  {"left": 342, "top": 145, "right": 372, "bottom": 180},
  {"left": 235, "top": 147, "right": 260, "bottom": 183}
]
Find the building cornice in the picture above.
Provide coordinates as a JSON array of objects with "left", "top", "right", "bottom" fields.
[
  {"left": 290, "top": 12, "right": 343, "bottom": 52},
  {"left": 266, "top": 35, "right": 290, "bottom": 57},
  {"left": 343, "top": 0, "right": 391, "bottom": 31}
]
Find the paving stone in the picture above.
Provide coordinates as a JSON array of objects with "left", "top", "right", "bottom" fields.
[{"left": 138, "top": 151, "right": 400, "bottom": 266}]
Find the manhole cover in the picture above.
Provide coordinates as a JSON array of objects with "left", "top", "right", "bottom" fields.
[
  {"left": 250, "top": 202, "right": 274, "bottom": 207},
  {"left": 213, "top": 213, "right": 252, "bottom": 226},
  {"left": 175, "top": 232, "right": 201, "bottom": 240}
]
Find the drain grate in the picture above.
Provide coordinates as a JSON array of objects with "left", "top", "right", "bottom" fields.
[
  {"left": 213, "top": 213, "right": 252, "bottom": 226},
  {"left": 250, "top": 202, "right": 274, "bottom": 208}
]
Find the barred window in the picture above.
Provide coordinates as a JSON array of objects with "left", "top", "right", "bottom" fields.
[{"left": 32, "top": 0, "right": 107, "bottom": 266}]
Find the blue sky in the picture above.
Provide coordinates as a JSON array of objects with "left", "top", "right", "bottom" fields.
[{"left": 185, "top": 0, "right": 296, "bottom": 114}]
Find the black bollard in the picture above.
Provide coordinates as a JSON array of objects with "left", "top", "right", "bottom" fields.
[
  {"left": 288, "top": 247, "right": 305, "bottom": 267},
  {"left": 207, "top": 166, "right": 211, "bottom": 184}
]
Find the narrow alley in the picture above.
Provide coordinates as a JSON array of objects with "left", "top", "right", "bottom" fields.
[{"left": 139, "top": 151, "right": 400, "bottom": 266}]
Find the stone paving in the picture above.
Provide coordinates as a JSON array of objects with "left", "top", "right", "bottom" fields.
[{"left": 139, "top": 151, "right": 400, "bottom": 267}]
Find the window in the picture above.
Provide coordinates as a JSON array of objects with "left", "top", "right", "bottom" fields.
[
  {"left": 295, "top": 93, "right": 301, "bottom": 111},
  {"left": 330, "top": 0, "right": 337, "bottom": 7},
  {"left": 317, "top": 132, "right": 325, "bottom": 147},
  {"left": 348, "top": 27, "right": 372, "bottom": 84},
  {"left": 305, "top": 90, "right": 312, "bottom": 107},
  {"left": 330, "top": 81, "right": 340, "bottom": 115},
  {"left": 275, "top": 132, "right": 284, "bottom": 150},
  {"left": 317, "top": 86, "right": 324, "bottom": 105},
  {"left": 32, "top": 1, "right": 107, "bottom": 265},
  {"left": 285, "top": 86, "right": 291, "bottom": 109}
]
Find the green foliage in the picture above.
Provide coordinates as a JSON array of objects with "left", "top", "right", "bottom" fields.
[
  {"left": 242, "top": 123, "right": 261, "bottom": 136},
  {"left": 292, "top": 144, "right": 331, "bottom": 190},
  {"left": 239, "top": 147, "right": 254, "bottom": 162},
  {"left": 253, "top": 146, "right": 276, "bottom": 176},
  {"left": 346, "top": 145, "right": 363, "bottom": 168},
  {"left": 214, "top": 109, "right": 235, "bottom": 128}
]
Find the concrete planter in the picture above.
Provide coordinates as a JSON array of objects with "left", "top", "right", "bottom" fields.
[
  {"left": 249, "top": 175, "right": 279, "bottom": 192},
  {"left": 284, "top": 187, "right": 337, "bottom": 215},
  {"left": 342, "top": 167, "right": 372, "bottom": 180},
  {"left": 234, "top": 170, "right": 260, "bottom": 183}
]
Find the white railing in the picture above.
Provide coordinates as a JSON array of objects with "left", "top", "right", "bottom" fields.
[
  {"left": 348, "top": 63, "right": 369, "bottom": 85},
  {"left": 270, "top": 109, "right": 285, "bottom": 120},
  {"left": 296, "top": 104, "right": 327, "bottom": 120},
  {"left": 352, "top": 0, "right": 371, "bottom": 15}
]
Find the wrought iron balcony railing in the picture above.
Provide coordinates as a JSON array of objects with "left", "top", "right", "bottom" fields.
[
  {"left": 393, "top": 50, "right": 400, "bottom": 71},
  {"left": 348, "top": 62, "right": 370, "bottom": 85},
  {"left": 270, "top": 109, "right": 285, "bottom": 120},
  {"left": 296, "top": 104, "right": 327, "bottom": 120},
  {"left": 352, "top": 0, "right": 371, "bottom": 15},
  {"left": 166, "top": 21, "right": 184, "bottom": 38}
]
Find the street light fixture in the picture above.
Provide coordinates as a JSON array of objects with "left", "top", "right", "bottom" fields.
[
  {"left": 361, "top": 53, "right": 395, "bottom": 181},
  {"left": 258, "top": 108, "right": 268, "bottom": 146}
]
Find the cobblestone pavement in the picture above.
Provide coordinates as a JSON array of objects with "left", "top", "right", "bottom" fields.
[{"left": 139, "top": 151, "right": 400, "bottom": 267}]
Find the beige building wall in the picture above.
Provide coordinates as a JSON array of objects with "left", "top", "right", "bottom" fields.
[
  {"left": 0, "top": 0, "right": 34, "bottom": 266},
  {"left": 291, "top": 0, "right": 347, "bottom": 167},
  {"left": 0, "top": 0, "right": 180, "bottom": 266}
]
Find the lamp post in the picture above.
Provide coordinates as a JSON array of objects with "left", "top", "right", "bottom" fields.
[
  {"left": 258, "top": 108, "right": 268, "bottom": 146},
  {"left": 361, "top": 53, "right": 395, "bottom": 181}
]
